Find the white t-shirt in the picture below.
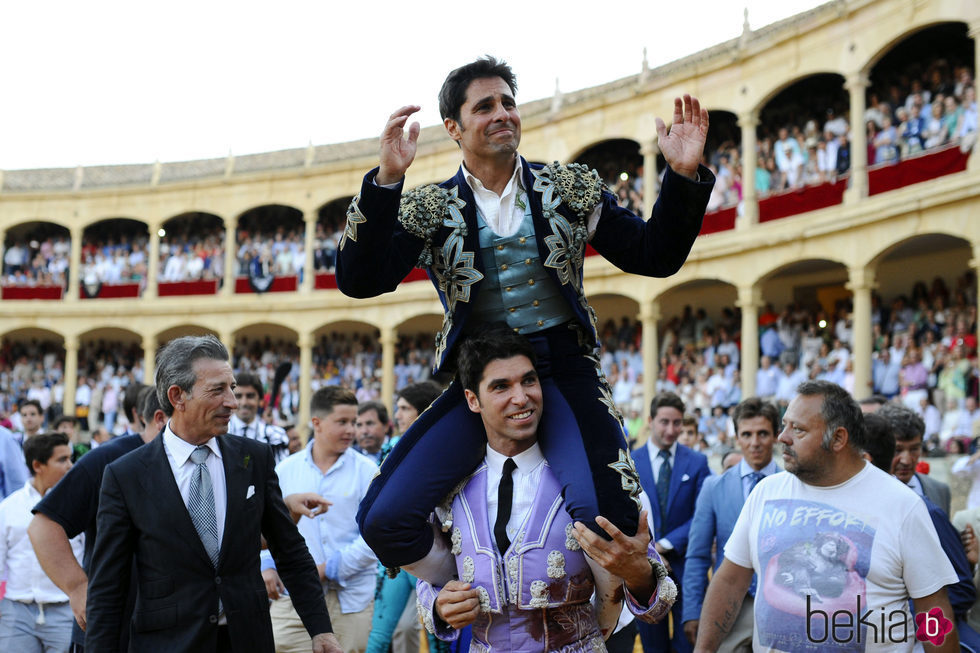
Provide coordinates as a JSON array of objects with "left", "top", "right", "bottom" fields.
[{"left": 724, "top": 461, "right": 956, "bottom": 652}]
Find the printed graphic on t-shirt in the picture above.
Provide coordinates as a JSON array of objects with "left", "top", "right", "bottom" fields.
[{"left": 755, "top": 499, "right": 875, "bottom": 651}]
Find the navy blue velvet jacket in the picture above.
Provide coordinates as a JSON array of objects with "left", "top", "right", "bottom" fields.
[{"left": 336, "top": 157, "right": 714, "bottom": 372}]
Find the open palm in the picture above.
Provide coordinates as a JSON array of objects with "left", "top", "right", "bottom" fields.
[{"left": 655, "top": 94, "right": 709, "bottom": 180}]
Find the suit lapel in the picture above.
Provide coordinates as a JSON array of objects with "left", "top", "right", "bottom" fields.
[
  {"left": 666, "top": 446, "right": 690, "bottom": 517},
  {"left": 136, "top": 435, "right": 214, "bottom": 569},
  {"left": 218, "top": 435, "right": 249, "bottom": 567},
  {"left": 632, "top": 444, "right": 659, "bottom": 533}
]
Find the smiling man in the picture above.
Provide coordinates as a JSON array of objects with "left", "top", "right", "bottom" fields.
[
  {"left": 694, "top": 381, "right": 958, "bottom": 653},
  {"left": 683, "top": 398, "right": 781, "bottom": 652},
  {"left": 337, "top": 56, "right": 715, "bottom": 595},
  {"left": 415, "top": 325, "right": 676, "bottom": 651},
  {"left": 86, "top": 335, "right": 339, "bottom": 653},
  {"left": 229, "top": 373, "right": 290, "bottom": 463}
]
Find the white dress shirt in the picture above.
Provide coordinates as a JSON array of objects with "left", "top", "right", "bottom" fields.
[
  {"left": 262, "top": 445, "right": 378, "bottom": 614},
  {"left": 648, "top": 441, "right": 678, "bottom": 485},
  {"left": 0, "top": 480, "right": 84, "bottom": 602},
  {"left": 485, "top": 443, "right": 547, "bottom": 551},
  {"left": 162, "top": 425, "right": 227, "bottom": 551}
]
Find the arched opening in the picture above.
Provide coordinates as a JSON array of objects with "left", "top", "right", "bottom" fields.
[
  {"left": 0, "top": 328, "right": 65, "bottom": 425},
  {"left": 573, "top": 139, "right": 644, "bottom": 215},
  {"left": 704, "top": 110, "right": 741, "bottom": 212},
  {"left": 758, "top": 73, "right": 849, "bottom": 194},
  {"left": 311, "top": 321, "right": 382, "bottom": 401},
  {"left": 757, "top": 259, "right": 849, "bottom": 395},
  {"left": 872, "top": 233, "right": 973, "bottom": 424},
  {"left": 864, "top": 22, "right": 975, "bottom": 194},
  {"left": 80, "top": 218, "right": 150, "bottom": 299},
  {"left": 235, "top": 205, "right": 304, "bottom": 294},
  {"left": 78, "top": 328, "right": 144, "bottom": 434},
  {"left": 2, "top": 221, "right": 71, "bottom": 299},
  {"left": 232, "top": 323, "right": 300, "bottom": 426},
  {"left": 158, "top": 212, "right": 225, "bottom": 295}
]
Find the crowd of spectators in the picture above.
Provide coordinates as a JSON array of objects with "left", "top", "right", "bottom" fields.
[
  {"left": 697, "top": 60, "right": 977, "bottom": 213},
  {"left": 235, "top": 226, "right": 305, "bottom": 279},
  {"left": 2, "top": 236, "right": 71, "bottom": 288},
  {"left": 79, "top": 235, "right": 149, "bottom": 286},
  {"left": 313, "top": 215, "right": 345, "bottom": 273},
  {"left": 159, "top": 225, "right": 224, "bottom": 282}
]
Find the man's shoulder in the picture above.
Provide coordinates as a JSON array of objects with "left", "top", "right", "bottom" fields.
[
  {"left": 917, "top": 471, "right": 950, "bottom": 492},
  {"left": 88, "top": 434, "right": 146, "bottom": 469},
  {"left": 676, "top": 443, "right": 710, "bottom": 468}
]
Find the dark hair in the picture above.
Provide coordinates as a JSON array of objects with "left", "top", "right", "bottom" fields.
[
  {"left": 397, "top": 381, "right": 444, "bottom": 414},
  {"left": 310, "top": 386, "right": 358, "bottom": 417},
  {"left": 357, "top": 400, "right": 389, "bottom": 425},
  {"left": 53, "top": 415, "right": 77, "bottom": 430},
  {"left": 155, "top": 335, "right": 229, "bottom": 417},
  {"left": 877, "top": 403, "right": 925, "bottom": 442},
  {"left": 862, "top": 412, "right": 896, "bottom": 472},
  {"left": 19, "top": 399, "right": 42, "bottom": 414},
  {"left": 123, "top": 383, "right": 148, "bottom": 422},
  {"left": 140, "top": 385, "right": 162, "bottom": 424},
  {"left": 235, "top": 373, "right": 264, "bottom": 394},
  {"left": 438, "top": 55, "right": 517, "bottom": 122},
  {"left": 858, "top": 395, "right": 888, "bottom": 410},
  {"left": 731, "top": 397, "right": 780, "bottom": 436},
  {"left": 681, "top": 415, "right": 698, "bottom": 431},
  {"left": 796, "top": 380, "right": 867, "bottom": 451},
  {"left": 24, "top": 432, "right": 70, "bottom": 476},
  {"left": 457, "top": 324, "right": 536, "bottom": 395},
  {"left": 650, "top": 392, "right": 685, "bottom": 419}
]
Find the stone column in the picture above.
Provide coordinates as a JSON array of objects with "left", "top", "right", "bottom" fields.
[
  {"left": 142, "top": 333, "right": 157, "bottom": 385},
  {"left": 847, "top": 266, "right": 876, "bottom": 399},
  {"left": 298, "top": 332, "right": 313, "bottom": 441},
  {"left": 969, "top": 21, "right": 980, "bottom": 172},
  {"left": 69, "top": 226, "right": 83, "bottom": 301},
  {"left": 380, "top": 326, "right": 398, "bottom": 410},
  {"left": 145, "top": 223, "right": 160, "bottom": 299},
  {"left": 63, "top": 334, "right": 79, "bottom": 418},
  {"left": 222, "top": 217, "right": 236, "bottom": 296},
  {"left": 641, "top": 140, "right": 660, "bottom": 219},
  {"left": 638, "top": 299, "right": 660, "bottom": 418},
  {"left": 302, "top": 209, "right": 317, "bottom": 293},
  {"left": 971, "top": 245, "right": 980, "bottom": 355},
  {"left": 844, "top": 73, "right": 870, "bottom": 203},
  {"left": 737, "top": 285, "right": 763, "bottom": 398},
  {"left": 738, "top": 111, "right": 760, "bottom": 228}
]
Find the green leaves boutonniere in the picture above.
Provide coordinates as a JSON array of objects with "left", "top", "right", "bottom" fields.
[{"left": 243, "top": 454, "right": 251, "bottom": 470}]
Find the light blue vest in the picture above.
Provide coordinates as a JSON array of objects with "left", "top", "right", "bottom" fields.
[{"left": 469, "top": 201, "right": 575, "bottom": 334}]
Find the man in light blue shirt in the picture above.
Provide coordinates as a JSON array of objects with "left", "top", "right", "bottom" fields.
[
  {"left": 262, "top": 387, "right": 378, "bottom": 653},
  {"left": 0, "top": 425, "right": 28, "bottom": 499}
]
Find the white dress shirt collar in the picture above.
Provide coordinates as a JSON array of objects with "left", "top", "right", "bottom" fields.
[
  {"left": 163, "top": 422, "right": 222, "bottom": 466},
  {"left": 485, "top": 440, "right": 544, "bottom": 475},
  {"left": 461, "top": 158, "right": 525, "bottom": 237}
]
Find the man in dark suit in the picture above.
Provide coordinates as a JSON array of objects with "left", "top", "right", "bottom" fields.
[
  {"left": 86, "top": 335, "right": 340, "bottom": 653},
  {"left": 882, "top": 402, "right": 952, "bottom": 515},
  {"left": 633, "top": 392, "right": 711, "bottom": 653},
  {"left": 682, "top": 398, "right": 781, "bottom": 652}
]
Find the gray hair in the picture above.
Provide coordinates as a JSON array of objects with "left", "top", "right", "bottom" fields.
[{"left": 155, "top": 335, "right": 229, "bottom": 416}]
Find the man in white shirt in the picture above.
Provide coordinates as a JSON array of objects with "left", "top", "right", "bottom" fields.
[
  {"left": 227, "top": 373, "right": 290, "bottom": 463},
  {"left": 0, "top": 432, "right": 80, "bottom": 652},
  {"left": 695, "top": 381, "right": 958, "bottom": 652},
  {"left": 17, "top": 399, "right": 44, "bottom": 445},
  {"left": 262, "top": 387, "right": 378, "bottom": 653}
]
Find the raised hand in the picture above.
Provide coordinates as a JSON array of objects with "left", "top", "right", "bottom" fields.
[
  {"left": 655, "top": 94, "right": 709, "bottom": 180},
  {"left": 377, "top": 105, "right": 422, "bottom": 185}
]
